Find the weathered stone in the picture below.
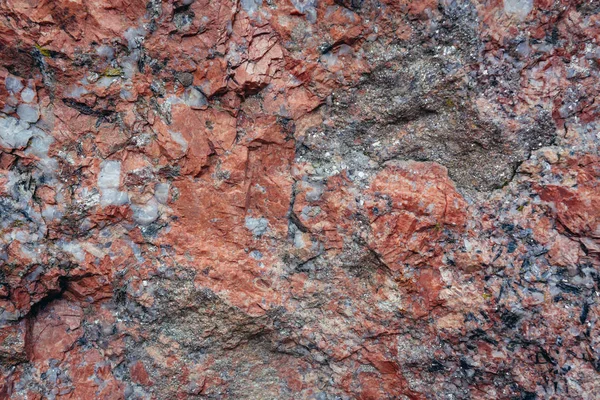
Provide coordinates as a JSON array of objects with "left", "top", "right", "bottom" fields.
[{"left": 1, "top": 0, "right": 600, "bottom": 398}]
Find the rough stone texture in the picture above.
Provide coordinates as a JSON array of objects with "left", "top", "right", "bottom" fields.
[{"left": 0, "top": 0, "right": 599, "bottom": 399}]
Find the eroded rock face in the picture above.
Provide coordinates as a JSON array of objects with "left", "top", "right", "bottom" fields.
[
  {"left": 0, "top": 0, "right": 599, "bottom": 399},
  {"left": 314, "top": 55, "right": 556, "bottom": 191}
]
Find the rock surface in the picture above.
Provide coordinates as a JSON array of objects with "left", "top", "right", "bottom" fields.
[{"left": 0, "top": 0, "right": 599, "bottom": 398}]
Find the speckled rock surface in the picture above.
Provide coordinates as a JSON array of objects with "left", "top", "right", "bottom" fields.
[{"left": 0, "top": 0, "right": 599, "bottom": 399}]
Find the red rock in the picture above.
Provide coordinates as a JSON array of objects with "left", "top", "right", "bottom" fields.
[
  {"left": 66, "top": 275, "right": 112, "bottom": 302},
  {"left": 130, "top": 360, "right": 153, "bottom": 386},
  {"left": 547, "top": 234, "right": 583, "bottom": 270},
  {"left": 28, "top": 300, "right": 82, "bottom": 363},
  {"left": 1, "top": 0, "right": 600, "bottom": 398},
  {"left": 367, "top": 162, "right": 467, "bottom": 268},
  {"left": 539, "top": 163, "right": 600, "bottom": 239}
]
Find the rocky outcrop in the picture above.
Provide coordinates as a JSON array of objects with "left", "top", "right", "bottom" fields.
[{"left": 0, "top": 0, "right": 599, "bottom": 398}]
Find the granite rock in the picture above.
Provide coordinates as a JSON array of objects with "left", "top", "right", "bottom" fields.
[{"left": 0, "top": 0, "right": 599, "bottom": 398}]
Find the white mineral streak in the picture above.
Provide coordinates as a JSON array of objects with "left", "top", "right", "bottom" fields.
[{"left": 98, "top": 160, "right": 129, "bottom": 206}]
